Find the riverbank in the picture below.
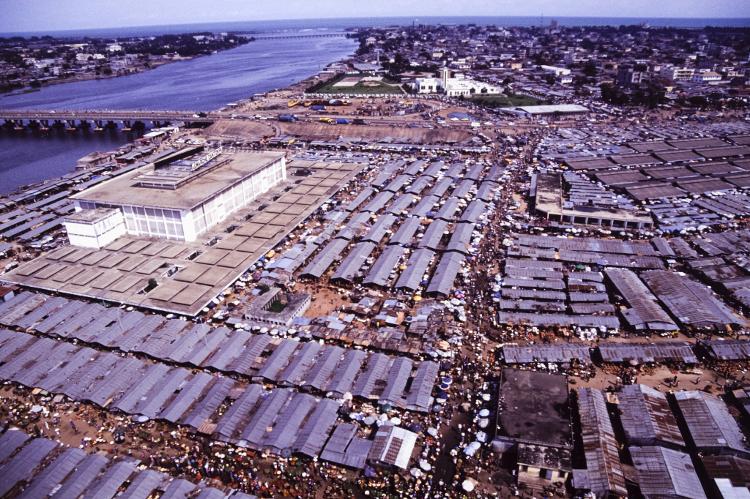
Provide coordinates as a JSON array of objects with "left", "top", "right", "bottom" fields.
[{"left": 1, "top": 58, "right": 179, "bottom": 97}]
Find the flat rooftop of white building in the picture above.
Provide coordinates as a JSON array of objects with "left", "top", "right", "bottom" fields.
[
  {"left": 72, "top": 150, "right": 285, "bottom": 211},
  {"left": 65, "top": 207, "right": 120, "bottom": 224}
]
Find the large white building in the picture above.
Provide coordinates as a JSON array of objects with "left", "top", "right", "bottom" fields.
[
  {"left": 414, "top": 67, "right": 502, "bottom": 97},
  {"left": 66, "top": 148, "right": 286, "bottom": 247}
]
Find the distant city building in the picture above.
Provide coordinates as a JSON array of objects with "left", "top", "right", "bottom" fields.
[
  {"left": 540, "top": 65, "right": 572, "bottom": 76},
  {"left": 617, "top": 64, "right": 647, "bottom": 86},
  {"left": 693, "top": 71, "right": 722, "bottom": 83},
  {"left": 661, "top": 66, "right": 695, "bottom": 82}
]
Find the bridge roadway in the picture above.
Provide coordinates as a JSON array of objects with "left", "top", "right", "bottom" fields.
[
  {"left": 252, "top": 33, "right": 348, "bottom": 40},
  {"left": 0, "top": 109, "right": 217, "bottom": 123},
  {"left": 1, "top": 110, "right": 435, "bottom": 130}
]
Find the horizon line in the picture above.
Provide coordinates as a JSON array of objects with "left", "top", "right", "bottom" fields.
[{"left": 2, "top": 14, "right": 750, "bottom": 36}]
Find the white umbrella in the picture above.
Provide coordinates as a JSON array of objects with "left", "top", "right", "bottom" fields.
[
  {"left": 463, "top": 441, "right": 481, "bottom": 457},
  {"left": 462, "top": 478, "right": 477, "bottom": 492}
]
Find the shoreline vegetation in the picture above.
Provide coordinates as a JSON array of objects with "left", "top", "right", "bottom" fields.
[{"left": 0, "top": 32, "right": 254, "bottom": 95}]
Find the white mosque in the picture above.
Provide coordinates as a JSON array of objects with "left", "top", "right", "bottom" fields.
[{"left": 413, "top": 67, "right": 502, "bottom": 97}]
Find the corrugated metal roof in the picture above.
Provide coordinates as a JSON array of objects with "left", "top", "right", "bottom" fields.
[
  {"left": 436, "top": 197, "right": 461, "bottom": 221},
  {"left": 18, "top": 447, "right": 87, "bottom": 499},
  {"left": 0, "top": 438, "right": 57, "bottom": 496},
  {"left": 426, "top": 252, "right": 465, "bottom": 296},
  {"left": 364, "top": 245, "right": 406, "bottom": 288},
  {"left": 641, "top": 270, "right": 745, "bottom": 328},
  {"left": 405, "top": 360, "right": 438, "bottom": 412},
  {"left": 345, "top": 187, "right": 375, "bottom": 212},
  {"left": 215, "top": 384, "right": 264, "bottom": 440},
  {"left": 576, "top": 388, "right": 627, "bottom": 497},
  {"left": 446, "top": 222, "right": 476, "bottom": 254},
  {"left": 380, "top": 357, "right": 413, "bottom": 406},
  {"left": 293, "top": 398, "right": 340, "bottom": 457},
  {"left": 81, "top": 459, "right": 140, "bottom": 499},
  {"left": 240, "top": 388, "right": 294, "bottom": 447},
  {"left": 388, "top": 216, "right": 422, "bottom": 246},
  {"left": 331, "top": 241, "right": 377, "bottom": 283},
  {"left": 303, "top": 345, "right": 344, "bottom": 391},
  {"left": 363, "top": 190, "right": 395, "bottom": 213},
  {"left": 411, "top": 194, "right": 439, "bottom": 217},
  {"left": 386, "top": 193, "right": 416, "bottom": 214},
  {"left": 675, "top": 391, "right": 749, "bottom": 454},
  {"left": 598, "top": 341, "right": 697, "bottom": 364},
  {"left": 502, "top": 343, "right": 591, "bottom": 365},
  {"left": 301, "top": 238, "right": 350, "bottom": 278},
  {"left": 418, "top": 219, "right": 449, "bottom": 250},
  {"left": 352, "top": 352, "right": 391, "bottom": 399},
  {"left": 618, "top": 384, "right": 685, "bottom": 447},
  {"left": 51, "top": 453, "right": 110, "bottom": 499},
  {"left": 320, "top": 423, "right": 372, "bottom": 470},
  {"left": 459, "top": 199, "right": 487, "bottom": 223},
  {"left": 630, "top": 446, "right": 706, "bottom": 499},
  {"left": 362, "top": 213, "right": 397, "bottom": 244},
  {"left": 117, "top": 469, "right": 167, "bottom": 499}
]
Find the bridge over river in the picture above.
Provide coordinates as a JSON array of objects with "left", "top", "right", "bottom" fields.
[
  {"left": 252, "top": 32, "right": 348, "bottom": 40},
  {"left": 0, "top": 109, "right": 217, "bottom": 125}
]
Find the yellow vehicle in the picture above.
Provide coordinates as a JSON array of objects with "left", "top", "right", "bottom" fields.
[
  {"left": 319, "top": 117, "right": 336, "bottom": 124},
  {"left": 303, "top": 101, "right": 313, "bottom": 107},
  {"left": 287, "top": 100, "right": 300, "bottom": 108}
]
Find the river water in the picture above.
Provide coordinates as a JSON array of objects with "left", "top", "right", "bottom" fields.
[{"left": 0, "top": 34, "right": 356, "bottom": 193}]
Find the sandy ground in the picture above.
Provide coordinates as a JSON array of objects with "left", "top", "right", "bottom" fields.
[
  {"left": 203, "top": 120, "right": 277, "bottom": 141},
  {"left": 298, "top": 283, "right": 351, "bottom": 317},
  {"left": 278, "top": 121, "right": 472, "bottom": 144}
]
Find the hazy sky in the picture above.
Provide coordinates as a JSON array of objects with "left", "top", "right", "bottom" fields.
[{"left": 1, "top": 0, "right": 748, "bottom": 33}]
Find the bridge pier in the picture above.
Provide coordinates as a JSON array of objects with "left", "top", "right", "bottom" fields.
[{"left": 0, "top": 110, "right": 215, "bottom": 127}]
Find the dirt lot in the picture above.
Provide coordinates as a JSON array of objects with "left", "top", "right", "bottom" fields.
[
  {"left": 278, "top": 121, "right": 472, "bottom": 144},
  {"left": 298, "top": 282, "right": 352, "bottom": 317},
  {"left": 203, "top": 119, "right": 277, "bottom": 141}
]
